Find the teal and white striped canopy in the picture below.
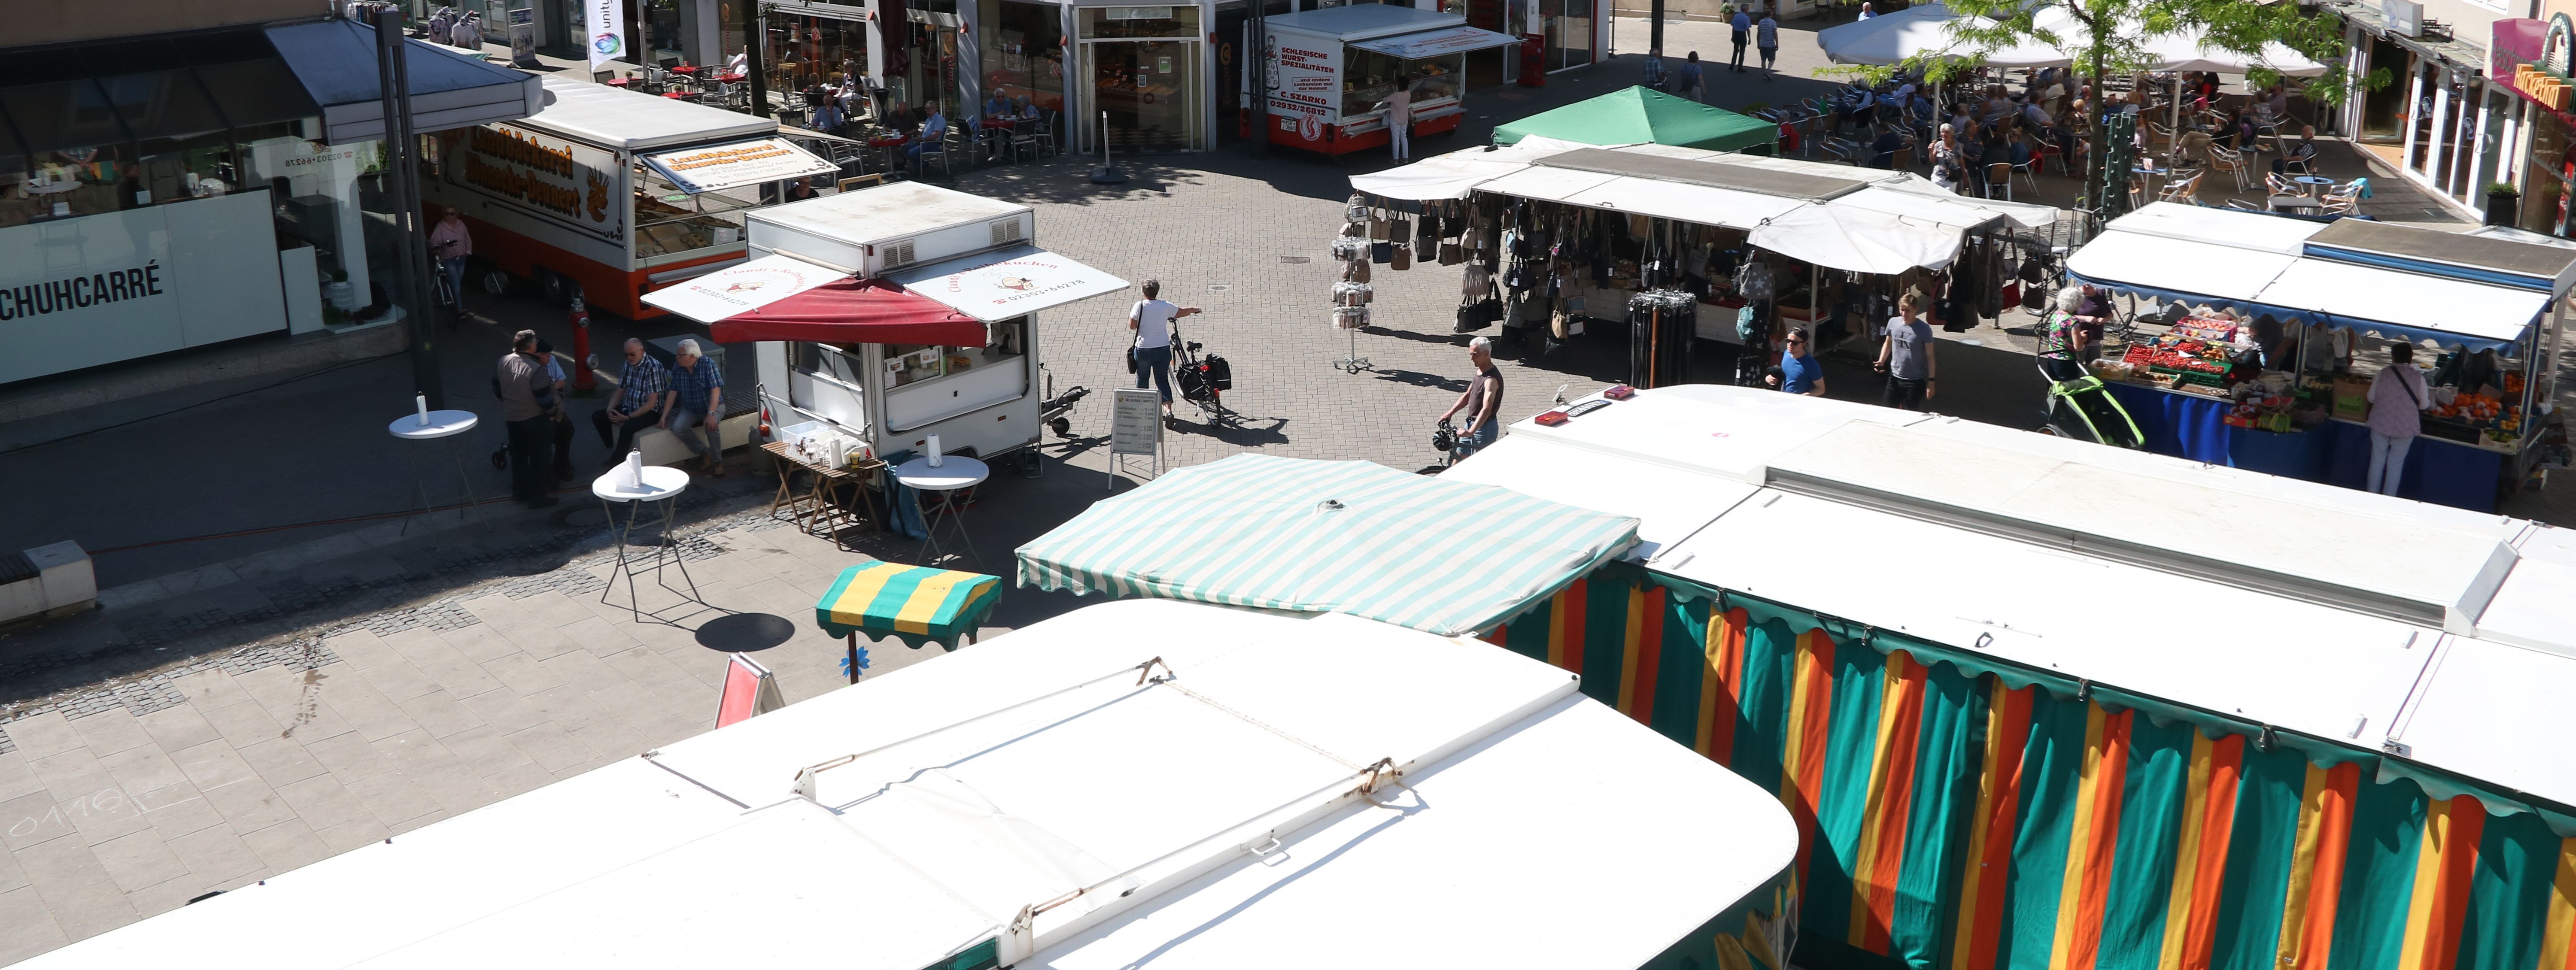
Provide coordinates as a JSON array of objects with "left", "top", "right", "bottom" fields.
[{"left": 1015, "top": 455, "right": 1639, "bottom": 637}]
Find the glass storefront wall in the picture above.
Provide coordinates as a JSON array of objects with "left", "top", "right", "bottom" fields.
[
  {"left": 765, "top": 12, "right": 872, "bottom": 94},
  {"left": 981, "top": 0, "right": 1069, "bottom": 115},
  {"left": 1078, "top": 5, "right": 1202, "bottom": 153},
  {"left": 0, "top": 33, "right": 309, "bottom": 230}
]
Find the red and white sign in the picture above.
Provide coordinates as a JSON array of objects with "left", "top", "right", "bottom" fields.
[
  {"left": 887, "top": 244, "right": 1131, "bottom": 322},
  {"left": 641, "top": 254, "right": 842, "bottom": 323},
  {"left": 714, "top": 653, "right": 783, "bottom": 728}
]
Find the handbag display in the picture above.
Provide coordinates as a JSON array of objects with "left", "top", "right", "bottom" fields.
[
  {"left": 1391, "top": 244, "right": 1412, "bottom": 271},
  {"left": 1371, "top": 241, "right": 1393, "bottom": 265},
  {"left": 1369, "top": 212, "right": 1390, "bottom": 240},
  {"left": 1440, "top": 242, "right": 1466, "bottom": 266},
  {"left": 1455, "top": 284, "right": 1502, "bottom": 332},
  {"left": 1343, "top": 258, "right": 1370, "bottom": 284}
]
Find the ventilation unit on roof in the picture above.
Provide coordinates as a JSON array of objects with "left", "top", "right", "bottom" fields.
[
  {"left": 883, "top": 239, "right": 917, "bottom": 269},
  {"left": 990, "top": 218, "right": 1024, "bottom": 246}
]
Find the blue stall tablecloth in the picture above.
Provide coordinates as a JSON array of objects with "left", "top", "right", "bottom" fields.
[{"left": 2100, "top": 381, "right": 2503, "bottom": 511}]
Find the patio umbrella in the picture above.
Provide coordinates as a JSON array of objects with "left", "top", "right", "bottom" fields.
[
  {"left": 1492, "top": 87, "right": 1780, "bottom": 153},
  {"left": 1813, "top": 3, "right": 2071, "bottom": 68},
  {"left": 1746, "top": 205, "right": 1964, "bottom": 275}
]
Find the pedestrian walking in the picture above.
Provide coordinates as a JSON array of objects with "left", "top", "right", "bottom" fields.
[
  {"left": 1756, "top": 9, "right": 1780, "bottom": 79},
  {"left": 1678, "top": 52, "right": 1705, "bottom": 102},
  {"left": 2365, "top": 341, "right": 2430, "bottom": 496},
  {"left": 1128, "top": 279, "right": 1201, "bottom": 418},
  {"left": 428, "top": 206, "right": 471, "bottom": 322},
  {"left": 1874, "top": 290, "right": 1936, "bottom": 410},
  {"left": 1642, "top": 50, "right": 1668, "bottom": 93},
  {"left": 493, "top": 329, "right": 561, "bottom": 508},
  {"left": 660, "top": 339, "right": 727, "bottom": 476},
  {"left": 1767, "top": 327, "right": 1827, "bottom": 396},
  {"left": 1438, "top": 336, "right": 1505, "bottom": 457},
  {"left": 1728, "top": 6, "right": 1752, "bottom": 72},
  {"left": 593, "top": 338, "right": 667, "bottom": 464}
]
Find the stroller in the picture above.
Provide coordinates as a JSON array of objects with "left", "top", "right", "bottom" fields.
[
  {"left": 1169, "top": 318, "right": 1233, "bottom": 423},
  {"left": 2038, "top": 359, "right": 2145, "bottom": 449}
]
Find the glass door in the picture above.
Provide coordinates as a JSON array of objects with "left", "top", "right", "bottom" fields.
[
  {"left": 1539, "top": 0, "right": 1589, "bottom": 71},
  {"left": 1083, "top": 40, "right": 1200, "bottom": 152}
]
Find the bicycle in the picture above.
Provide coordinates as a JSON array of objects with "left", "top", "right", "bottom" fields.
[{"left": 1167, "top": 318, "right": 1233, "bottom": 425}]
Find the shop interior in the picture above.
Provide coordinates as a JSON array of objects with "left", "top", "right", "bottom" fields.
[
  {"left": 764, "top": 12, "right": 872, "bottom": 101},
  {"left": 1079, "top": 6, "right": 1202, "bottom": 154},
  {"left": 980, "top": 0, "right": 1068, "bottom": 116}
]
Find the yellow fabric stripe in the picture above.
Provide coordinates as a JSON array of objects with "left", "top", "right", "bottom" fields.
[
  {"left": 1950, "top": 677, "right": 2013, "bottom": 970},
  {"left": 2398, "top": 797, "right": 2458, "bottom": 970},
  {"left": 1778, "top": 631, "right": 1823, "bottom": 803},
  {"left": 1617, "top": 586, "right": 1646, "bottom": 715},
  {"left": 1546, "top": 588, "right": 1570, "bottom": 670},
  {"left": 1847, "top": 651, "right": 1913, "bottom": 946},
  {"left": 2540, "top": 839, "right": 2576, "bottom": 970},
  {"left": 891, "top": 570, "right": 978, "bottom": 635},
  {"left": 2276, "top": 762, "right": 2335, "bottom": 970},
  {"left": 2158, "top": 731, "right": 2218, "bottom": 970},
  {"left": 2050, "top": 703, "right": 2111, "bottom": 970},
  {"left": 1695, "top": 604, "right": 1725, "bottom": 759},
  {"left": 826, "top": 561, "right": 909, "bottom": 620}
]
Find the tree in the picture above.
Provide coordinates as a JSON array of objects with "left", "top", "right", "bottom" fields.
[{"left": 1887, "top": 0, "right": 2382, "bottom": 212}]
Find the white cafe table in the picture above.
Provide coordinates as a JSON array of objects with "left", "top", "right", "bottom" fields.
[
  {"left": 592, "top": 465, "right": 701, "bottom": 621},
  {"left": 893, "top": 455, "right": 989, "bottom": 566},
  {"left": 387, "top": 409, "right": 480, "bottom": 534}
]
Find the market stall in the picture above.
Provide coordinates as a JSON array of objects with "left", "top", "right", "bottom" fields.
[
  {"left": 644, "top": 182, "right": 1128, "bottom": 470},
  {"left": 2065, "top": 203, "right": 2576, "bottom": 511},
  {"left": 1347, "top": 141, "right": 2052, "bottom": 386},
  {"left": 424, "top": 75, "right": 839, "bottom": 318},
  {"left": 1435, "top": 382, "right": 2576, "bottom": 970},
  {"left": 1255, "top": 5, "right": 1520, "bottom": 156}
]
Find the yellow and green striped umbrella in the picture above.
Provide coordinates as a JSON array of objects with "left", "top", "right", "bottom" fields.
[{"left": 814, "top": 560, "right": 1001, "bottom": 652}]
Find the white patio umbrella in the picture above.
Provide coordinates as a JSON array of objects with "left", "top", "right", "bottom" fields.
[{"left": 1814, "top": 3, "right": 2072, "bottom": 68}]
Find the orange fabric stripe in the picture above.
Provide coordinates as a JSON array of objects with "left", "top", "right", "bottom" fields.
[
  {"left": 1847, "top": 650, "right": 1928, "bottom": 954},
  {"left": 1696, "top": 607, "right": 1750, "bottom": 764},
  {"left": 1546, "top": 580, "right": 1586, "bottom": 673},
  {"left": 2049, "top": 705, "right": 2133, "bottom": 970},
  {"left": 2183, "top": 734, "right": 2245, "bottom": 969},
  {"left": 1779, "top": 628, "right": 1837, "bottom": 891},
  {"left": 2400, "top": 795, "right": 2488, "bottom": 970},
  {"left": 2539, "top": 839, "right": 2576, "bottom": 970},
  {"left": 2287, "top": 763, "right": 2361, "bottom": 970},
  {"left": 1951, "top": 680, "right": 2034, "bottom": 970}
]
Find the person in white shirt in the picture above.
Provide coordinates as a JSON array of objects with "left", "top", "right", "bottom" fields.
[
  {"left": 1128, "top": 279, "right": 1203, "bottom": 417},
  {"left": 1382, "top": 75, "right": 1415, "bottom": 161}
]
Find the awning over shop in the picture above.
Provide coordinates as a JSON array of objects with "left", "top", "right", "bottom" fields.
[
  {"left": 1351, "top": 24, "right": 1523, "bottom": 58},
  {"left": 1748, "top": 204, "right": 1964, "bottom": 273},
  {"left": 641, "top": 137, "right": 839, "bottom": 194},
  {"left": 886, "top": 244, "right": 1131, "bottom": 323},
  {"left": 1494, "top": 86, "right": 1780, "bottom": 153},
  {"left": 2066, "top": 203, "right": 2556, "bottom": 352},
  {"left": 642, "top": 255, "right": 987, "bottom": 346},
  {"left": 1345, "top": 135, "right": 1591, "bottom": 201},
  {"left": 1015, "top": 455, "right": 1639, "bottom": 637},
  {"left": 264, "top": 19, "right": 543, "bottom": 144}
]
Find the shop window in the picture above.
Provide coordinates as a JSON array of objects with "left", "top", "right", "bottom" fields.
[
  {"left": 1078, "top": 6, "right": 1201, "bottom": 39},
  {"left": 886, "top": 318, "right": 1028, "bottom": 388},
  {"left": 633, "top": 167, "right": 754, "bottom": 260},
  {"left": 769, "top": 14, "right": 872, "bottom": 94},
  {"left": 1339, "top": 50, "right": 1461, "bottom": 118},
  {"left": 983, "top": 0, "right": 1068, "bottom": 114},
  {"left": 791, "top": 341, "right": 871, "bottom": 387}
]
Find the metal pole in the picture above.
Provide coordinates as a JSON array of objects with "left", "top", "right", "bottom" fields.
[
  {"left": 1250, "top": 0, "right": 1270, "bottom": 156},
  {"left": 1649, "top": 0, "right": 1664, "bottom": 64},
  {"left": 376, "top": 6, "right": 445, "bottom": 410},
  {"left": 745, "top": 0, "right": 770, "bottom": 118},
  {"left": 1090, "top": 109, "right": 1127, "bottom": 183}
]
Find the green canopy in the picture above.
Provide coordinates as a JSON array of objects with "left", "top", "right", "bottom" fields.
[
  {"left": 1014, "top": 455, "right": 1639, "bottom": 637},
  {"left": 1492, "top": 85, "right": 1778, "bottom": 153}
]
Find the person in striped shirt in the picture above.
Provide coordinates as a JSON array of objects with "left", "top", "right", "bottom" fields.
[{"left": 592, "top": 338, "right": 668, "bottom": 465}]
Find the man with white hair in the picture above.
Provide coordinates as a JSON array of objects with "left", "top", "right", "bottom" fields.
[
  {"left": 593, "top": 337, "right": 668, "bottom": 464},
  {"left": 659, "top": 338, "right": 727, "bottom": 476},
  {"left": 1437, "top": 336, "right": 1505, "bottom": 458}
]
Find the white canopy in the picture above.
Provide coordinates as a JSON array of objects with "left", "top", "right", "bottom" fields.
[
  {"left": 1812, "top": 3, "right": 2326, "bottom": 76},
  {"left": 1345, "top": 135, "right": 1592, "bottom": 201},
  {"left": 2064, "top": 227, "right": 2299, "bottom": 304},
  {"left": 640, "top": 253, "right": 845, "bottom": 323},
  {"left": 885, "top": 243, "right": 1132, "bottom": 322},
  {"left": 1748, "top": 204, "right": 1964, "bottom": 273}
]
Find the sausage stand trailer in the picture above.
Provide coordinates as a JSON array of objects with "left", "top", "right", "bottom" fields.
[
  {"left": 1254, "top": 5, "right": 1520, "bottom": 156},
  {"left": 644, "top": 182, "right": 1129, "bottom": 464},
  {"left": 15, "top": 599, "right": 1801, "bottom": 970},
  {"left": 425, "top": 75, "right": 839, "bottom": 318}
]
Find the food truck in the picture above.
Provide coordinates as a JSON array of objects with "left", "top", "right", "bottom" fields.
[
  {"left": 1254, "top": 5, "right": 1520, "bottom": 156},
  {"left": 424, "top": 75, "right": 838, "bottom": 319},
  {"left": 644, "top": 182, "right": 1128, "bottom": 464}
]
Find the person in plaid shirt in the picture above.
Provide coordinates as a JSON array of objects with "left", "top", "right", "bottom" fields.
[
  {"left": 591, "top": 338, "right": 668, "bottom": 465},
  {"left": 660, "top": 339, "right": 728, "bottom": 476}
]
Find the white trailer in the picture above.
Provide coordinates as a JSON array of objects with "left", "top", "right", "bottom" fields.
[
  {"left": 645, "top": 182, "right": 1126, "bottom": 464},
  {"left": 15, "top": 599, "right": 1802, "bottom": 970}
]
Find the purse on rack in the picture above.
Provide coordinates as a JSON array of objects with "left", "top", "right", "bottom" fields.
[
  {"left": 1455, "top": 284, "right": 1502, "bottom": 332},
  {"left": 1370, "top": 211, "right": 1391, "bottom": 241},
  {"left": 1391, "top": 243, "right": 1412, "bottom": 271},
  {"left": 1371, "top": 241, "right": 1393, "bottom": 264},
  {"left": 1440, "top": 242, "right": 1465, "bottom": 265}
]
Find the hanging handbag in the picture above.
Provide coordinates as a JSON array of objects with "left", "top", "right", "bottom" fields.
[
  {"left": 1391, "top": 243, "right": 1412, "bottom": 271},
  {"left": 1440, "top": 242, "right": 1466, "bottom": 266},
  {"left": 1344, "top": 258, "right": 1371, "bottom": 284},
  {"left": 1371, "top": 241, "right": 1393, "bottom": 264},
  {"left": 1415, "top": 216, "right": 1438, "bottom": 253},
  {"left": 1370, "top": 212, "right": 1391, "bottom": 240},
  {"left": 1455, "top": 284, "right": 1502, "bottom": 332},
  {"left": 1389, "top": 216, "right": 1410, "bottom": 248}
]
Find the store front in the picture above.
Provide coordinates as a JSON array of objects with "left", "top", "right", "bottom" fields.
[
  {"left": 2342, "top": 3, "right": 2501, "bottom": 218},
  {"left": 757, "top": 1, "right": 873, "bottom": 94},
  {"left": 1076, "top": 5, "right": 1207, "bottom": 153},
  {"left": 2497, "top": 12, "right": 2576, "bottom": 236},
  {"left": 0, "top": 18, "right": 538, "bottom": 386}
]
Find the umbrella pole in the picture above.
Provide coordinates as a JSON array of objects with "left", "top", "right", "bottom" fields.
[{"left": 846, "top": 632, "right": 859, "bottom": 685}]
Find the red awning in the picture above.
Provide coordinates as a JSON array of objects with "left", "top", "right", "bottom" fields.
[{"left": 705, "top": 279, "right": 988, "bottom": 346}]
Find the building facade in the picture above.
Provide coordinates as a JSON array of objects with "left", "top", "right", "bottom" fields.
[{"left": 2338, "top": 0, "right": 2515, "bottom": 218}]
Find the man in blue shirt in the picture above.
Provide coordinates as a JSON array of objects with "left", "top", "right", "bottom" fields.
[
  {"left": 1729, "top": 7, "right": 1752, "bottom": 73},
  {"left": 592, "top": 337, "right": 668, "bottom": 465},
  {"left": 908, "top": 103, "right": 949, "bottom": 173},
  {"left": 1641, "top": 51, "right": 1667, "bottom": 92},
  {"left": 1756, "top": 10, "right": 1780, "bottom": 79},
  {"left": 1676, "top": 52, "right": 1704, "bottom": 102},
  {"left": 659, "top": 338, "right": 728, "bottom": 476},
  {"left": 1771, "top": 327, "right": 1827, "bottom": 396}
]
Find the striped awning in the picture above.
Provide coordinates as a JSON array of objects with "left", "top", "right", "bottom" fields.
[
  {"left": 814, "top": 561, "right": 1002, "bottom": 651},
  {"left": 1013, "top": 455, "right": 1640, "bottom": 637}
]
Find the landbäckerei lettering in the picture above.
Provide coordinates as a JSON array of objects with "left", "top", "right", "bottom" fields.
[{"left": 0, "top": 261, "right": 165, "bottom": 319}]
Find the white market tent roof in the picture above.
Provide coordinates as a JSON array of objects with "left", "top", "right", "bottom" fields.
[
  {"left": 1813, "top": 3, "right": 2327, "bottom": 75},
  {"left": 1353, "top": 142, "right": 2054, "bottom": 275},
  {"left": 1440, "top": 384, "right": 2576, "bottom": 812},
  {"left": 2067, "top": 203, "right": 2561, "bottom": 351},
  {"left": 515, "top": 74, "right": 778, "bottom": 150},
  {"left": 21, "top": 600, "right": 1798, "bottom": 970}
]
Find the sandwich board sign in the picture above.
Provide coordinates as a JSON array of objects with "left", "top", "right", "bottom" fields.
[{"left": 1109, "top": 388, "right": 1161, "bottom": 488}]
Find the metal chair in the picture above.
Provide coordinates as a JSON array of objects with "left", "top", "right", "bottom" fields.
[
  {"left": 1986, "top": 162, "right": 2014, "bottom": 200},
  {"left": 2157, "top": 170, "right": 2204, "bottom": 204},
  {"left": 912, "top": 139, "right": 952, "bottom": 179}
]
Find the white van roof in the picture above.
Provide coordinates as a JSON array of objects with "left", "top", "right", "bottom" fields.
[
  {"left": 514, "top": 75, "right": 777, "bottom": 150},
  {"left": 1444, "top": 385, "right": 2576, "bottom": 809},
  {"left": 23, "top": 600, "right": 1797, "bottom": 970}
]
